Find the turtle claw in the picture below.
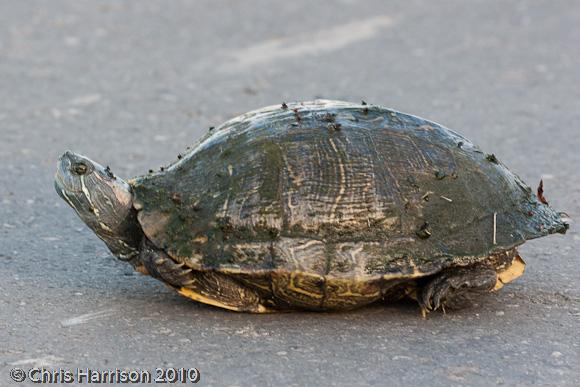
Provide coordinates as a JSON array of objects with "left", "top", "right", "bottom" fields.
[
  {"left": 419, "top": 264, "right": 497, "bottom": 314},
  {"left": 418, "top": 274, "right": 449, "bottom": 312},
  {"left": 431, "top": 282, "right": 450, "bottom": 311},
  {"left": 419, "top": 283, "right": 435, "bottom": 311}
]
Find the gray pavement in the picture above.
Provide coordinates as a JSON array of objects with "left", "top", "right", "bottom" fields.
[{"left": 1, "top": 1, "right": 579, "bottom": 386}]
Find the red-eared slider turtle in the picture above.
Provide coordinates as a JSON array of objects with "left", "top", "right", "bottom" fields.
[{"left": 55, "top": 100, "right": 567, "bottom": 315}]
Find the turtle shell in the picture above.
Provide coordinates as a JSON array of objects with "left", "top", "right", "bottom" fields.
[{"left": 130, "top": 100, "right": 566, "bottom": 282}]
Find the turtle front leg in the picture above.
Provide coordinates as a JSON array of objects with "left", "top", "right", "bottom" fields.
[{"left": 418, "top": 264, "right": 497, "bottom": 316}]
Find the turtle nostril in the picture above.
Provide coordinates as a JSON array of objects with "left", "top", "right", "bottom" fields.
[{"left": 62, "top": 150, "right": 75, "bottom": 161}]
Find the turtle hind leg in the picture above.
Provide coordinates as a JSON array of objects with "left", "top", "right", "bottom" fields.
[
  {"left": 162, "top": 264, "right": 276, "bottom": 313},
  {"left": 418, "top": 264, "right": 497, "bottom": 315},
  {"left": 139, "top": 241, "right": 276, "bottom": 313},
  {"left": 178, "top": 271, "right": 278, "bottom": 313}
]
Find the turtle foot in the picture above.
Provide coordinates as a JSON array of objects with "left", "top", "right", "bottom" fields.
[{"left": 418, "top": 264, "right": 497, "bottom": 315}]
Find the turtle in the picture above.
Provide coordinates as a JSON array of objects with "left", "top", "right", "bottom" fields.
[{"left": 54, "top": 100, "right": 568, "bottom": 315}]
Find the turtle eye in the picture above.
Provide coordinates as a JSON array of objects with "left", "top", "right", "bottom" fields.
[{"left": 71, "top": 162, "right": 88, "bottom": 175}]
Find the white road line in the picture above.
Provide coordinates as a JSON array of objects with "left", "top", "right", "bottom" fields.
[
  {"left": 60, "top": 309, "right": 116, "bottom": 327},
  {"left": 221, "top": 15, "right": 394, "bottom": 71}
]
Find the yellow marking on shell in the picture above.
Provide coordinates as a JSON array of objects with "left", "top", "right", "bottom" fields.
[
  {"left": 178, "top": 287, "right": 273, "bottom": 313},
  {"left": 193, "top": 235, "right": 208, "bottom": 244},
  {"left": 335, "top": 283, "right": 380, "bottom": 298},
  {"left": 406, "top": 135, "right": 430, "bottom": 168},
  {"left": 337, "top": 290, "right": 380, "bottom": 297},
  {"left": 493, "top": 254, "right": 526, "bottom": 291},
  {"left": 382, "top": 271, "right": 426, "bottom": 280},
  {"left": 381, "top": 216, "right": 400, "bottom": 229},
  {"left": 183, "top": 254, "right": 204, "bottom": 269},
  {"left": 348, "top": 245, "right": 364, "bottom": 266},
  {"left": 218, "top": 266, "right": 263, "bottom": 275},
  {"left": 220, "top": 196, "right": 230, "bottom": 216},
  {"left": 281, "top": 155, "right": 300, "bottom": 212},
  {"left": 218, "top": 167, "right": 236, "bottom": 217},
  {"left": 287, "top": 272, "right": 324, "bottom": 299},
  {"left": 249, "top": 282, "right": 271, "bottom": 291},
  {"left": 282, "top": 153, "right": 303, "bottom": 187},
  {"left": 361, "top": 169, "right": 374, "bottom": 196},
  {"left": 327, "top": 137, "right": 346, "bottom": 221},
  {"left": 493, "top": 212, "right": 497, "bottom": 245},
  {"left": 407, "top": 258, "right": 422, "bottom": 275},
  {"left": 294, "top": 239, "right": 323, "bottom": 252},
  {"left": 282, "top": 239, "right": 323, "bottom": 267},
  {"left": 178, "top": 287, "right": 244, "bottom": 311},
  {"left": 421, "top": 191, "right": 434, "bottom": 201}
]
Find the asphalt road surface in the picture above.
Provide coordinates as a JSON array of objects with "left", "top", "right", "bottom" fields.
[{"left": 1, "top": 1, "right": 579, "bottom": 386}]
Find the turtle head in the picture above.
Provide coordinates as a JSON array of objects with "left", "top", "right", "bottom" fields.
[{"left": 55, "top": 151, "right": 141, "bottom": 261}]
